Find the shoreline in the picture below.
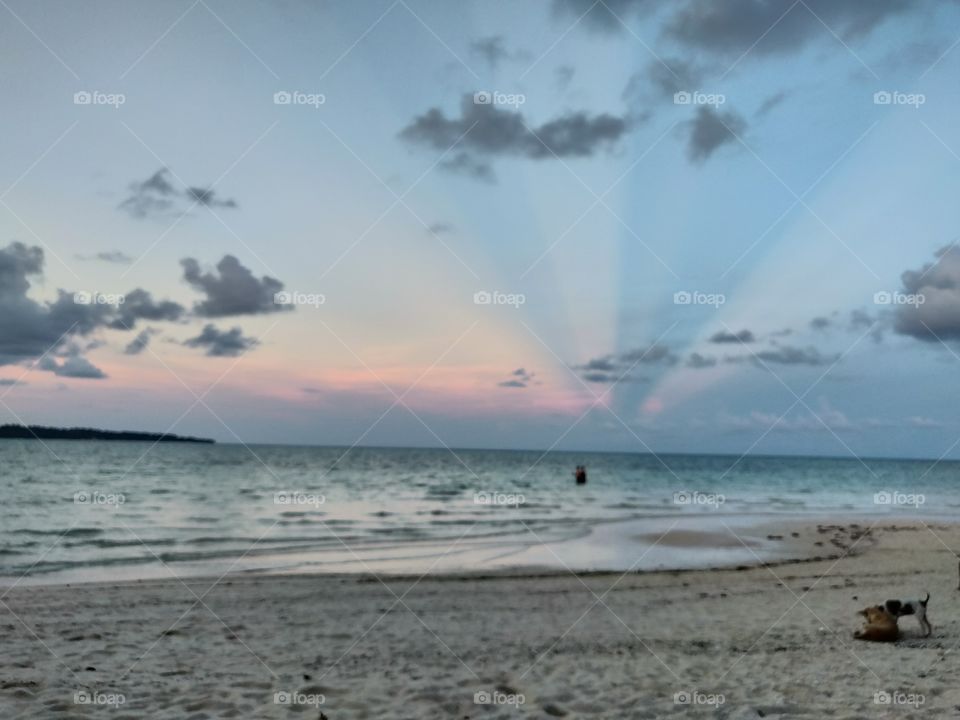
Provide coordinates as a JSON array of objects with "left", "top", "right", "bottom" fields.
[{"left": 3, "top": 520, "right": 960, "bottom": 718}]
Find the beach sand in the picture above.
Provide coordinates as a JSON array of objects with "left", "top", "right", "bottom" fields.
[{"left": 2, "top": 520, "right": 960, "bottom": 718}]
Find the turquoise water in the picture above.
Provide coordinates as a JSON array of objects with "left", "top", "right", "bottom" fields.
[{"left": 1, "top": 441, "right": 955, "bottom": 584}]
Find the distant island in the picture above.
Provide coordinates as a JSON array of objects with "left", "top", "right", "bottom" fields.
[{"left": 0, "top": 425, "right": 214, "bottom": 443}]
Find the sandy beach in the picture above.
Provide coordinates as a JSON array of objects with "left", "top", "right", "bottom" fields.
[{"left": 2, "top": 520, "right": 959, "bottom": 718}]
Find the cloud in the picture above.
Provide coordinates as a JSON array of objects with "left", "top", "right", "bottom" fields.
[
  {"left": 0, "top": 378, "right": 24, "bottom": 386},
  {"left": 893, "top": 245, "right": 960, "bottom": 340},
  {"left": 576, "top": 343, "right": 676, "bottom": 382},
  {"left": 427, "top": 222, "right": 454, "bottom": 235},
  {"left": 709, "top": 329, "right": 754, "bottom": 344},
  {"left": 181, "top": 255, "right": 290, "bottom": 317},
  {"left": 124, "top": 328, "right": 158, "bottom": 355},
  {"left": 751, "top": 345, "right": 839, "bottom": 366},
  {"left": 686, "top": 106, "right": 746, "bottom": 162},
  {"left": 111, "top": 289, "right": 185, "bottom": 330},
  {"left": 75, "top": 250, "right": 133, "bottom": 264},
  {"left": 664, "top": 0, "right": 915, "bottom": 57},
  {"left": 756, "top": 91, "right": 789, "bottom": 118},
  {"left": 498, "top": 367, "right": 536, "bottom": 388},
  {"left": 686, "top": 352, "right": 717, "bottom": 368},
  {"left": 810, "top": 316, "right": 831, "bottom": 331},
  {"left": 555, "top": 65, "right": 575, "bottom": 90},
  {"left": 38, "top": 350, "right": 107, "bottom": 379},
  {"left": 552, "top": 0, "right": 651, "bottom": 32},
  {"left": 399, "top": 94, "right": 631, "bottom": 181},
  {"left": 469, "top": 36, "right": 529, "bottom": 69},
  {"left": 439, "top": 152, "right": 495, "bottom": 182},
  {"left": 624, "top": 58, "right": 702, "bottom": 105},
  {"left": 120, "top": 168, "right": 237, "bottom": 219},
  {"left": 0, "top": 242, "right": 116, "bottom": 365},
  {"left": 183, "top": 324, "right": 259, "bottom": 357}
]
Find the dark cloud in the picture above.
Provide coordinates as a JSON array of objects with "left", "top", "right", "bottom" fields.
[
  {"left": 38, "top": 351, "right": 106, "bottom": 379},
  {"left": 427, "top": 222, "right": 454, "bottom": 235},
  {"left": 664, "top": 0, "right": 914, "bottom": 57},
  {"left": 399, "top": 94, "right": 631, "bottom": 181},
  {"left": 552, "top": 0, "right": 651, "bottom": 32},
  {"left": 687, "top": 352, "right": 717, "bottom": 368},
  {"left": 576, "top": 344, "right": 676, "bottom": 383},
  {"left": 181, "top": 255, "right": 290, "bottom": 318},
  {"left": 120, "top": 168, "right": 238, "bottom": 219},
  {"left": 0, "top": 378, "right": 24, "bottom": 386},
  {"left": 686, "top": 106, "right": 746, "bottom": 162},
  {"left": 184, "top": 324, "right": 259, "bottom": 357},
  {"left": 439, "top": 152, "right": 495, "bottom": 182},
  {"left": 625, "top": 58, "right": 702, "bottom": 105},
  {"left": 709, "top": 329, "right": 754, "bottom": 344},
  {"left": 75, "top": 250, "right": 133, "bottom": 265},
  {"left": 810, "top": 316, "right": 831, "bottom": 331},
  {"left": 469, "top": 36, "right": 529, "bottom": 69},
  {"left": 555, "top": 65, "right": 575, "bottom": 90},
  {"left": 124, "top": 328, "right": 158, "bottom": 355},
  {"left": 0, "top": 242, "right": 115, "bottom": 365},
  {"left": 498, "top": 367, "right": 535, "bottom": 388},
  {"left": 756, "top": 91, "right": 789, "bottom": 118},
  {"left": 111, "top": 289, "right": 185, "bottom": 330},
  {"left": 752, "top": 345, "right": 839, "bottom": 366},
  {"left": 894, "top": 245, "right": 960, "bottom": 340}
]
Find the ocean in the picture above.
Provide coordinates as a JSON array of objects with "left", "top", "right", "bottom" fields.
[{"left": 1, "top": 441, "right": 954, "bottom": 585}]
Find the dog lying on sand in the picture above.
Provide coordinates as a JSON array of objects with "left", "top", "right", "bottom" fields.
[
  {"left": 854, "top": 606, "right": 899, "bottom": 642},
  {"left": 884, "top": 593, "right": 932, "bottom": 637}
]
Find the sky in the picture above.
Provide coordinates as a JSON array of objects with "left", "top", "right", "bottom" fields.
[{"left": 2, "top": 0, "right": 960, "bottom": 458}]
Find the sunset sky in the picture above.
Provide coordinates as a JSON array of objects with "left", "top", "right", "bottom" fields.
[{"left": 3, "top": 0, "right": 960, "bottom": 458}]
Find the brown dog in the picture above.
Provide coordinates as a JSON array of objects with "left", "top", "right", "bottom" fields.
[{"left": 853, "top": 605, "right": 899, "bottom": 642}]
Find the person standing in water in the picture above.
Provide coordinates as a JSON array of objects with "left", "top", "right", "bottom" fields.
[{"left": 574, "top": 465, "right": 587, "bottom": 484}]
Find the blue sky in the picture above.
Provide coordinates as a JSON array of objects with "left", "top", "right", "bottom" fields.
[{"left": 2, "top": 0, "right": 960, "bottom": 458}]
